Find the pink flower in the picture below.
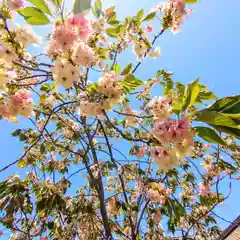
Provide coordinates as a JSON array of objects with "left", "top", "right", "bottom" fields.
[
  {"left": 236, "top": 175, "right": 240, "bottom": 180},
  {"left": 146, "top": 25, "right": 153, "bottom": 33},
  {"left": 152, "top": 120, "right": 172, "bottom": 143},
  {"left": 151, "top": 146, "right": 178, "bottom": 171},
  {"left": 66, "top": 14, "right": 92, "bottom": 40},
  {"left": 6, "top": 0, "right": 24, "bottom": 10},
  {"left": 148, "top": 96, "right": 172, "bottom": 120},
  {"left": 0, "top": 230, "right": 3, "bottom": 236},
  {"left": 158, "top": 183, "right": 165, "bottom": 191},
  {"left": 198, "top": 182, "right": 211, "bottom": 196},
  {"left": 0, "top": 103, "right": 10, "bottom": 118},
  {"left": 52, "top": 24, "right": 77, "bottom": 50},
  {"left": 165, "top": 188, "right": 172, "bottom": 195},
  {"left": 9, "top": 89, "right": 33, "bottom": 118},
  {"left": 72, "top": 42, "right": 94, "bottom": 67}
]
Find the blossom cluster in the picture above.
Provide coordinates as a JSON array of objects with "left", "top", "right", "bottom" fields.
[
  {"left": 154, "top": 0, "right": 191, "bottom": 33},
  {"left": 14, "top": 25, "right": 40, "bottom": 47},
  {"left": 52, "top": 58, "right": 82, "bottom": 89},
  {"left": 49, "top": 14, "right": 96, "bottom": 89},
  {"left": 107, "top": 196, "right": 119, "bottom": 217},
  {"left": 6, "top": 0, "right": 24, "bottom": 10},
  {"left": 147, "top": 182, "right": 172, "bottom": 204},
  {"left": 124, "top": 106, "right": 140, "bottom": 127},
  {"left": 149, "top": 96, "right": 193, "bottom": 170},
  {"left": 0, "top": 89, "right": 33, "bottom": 120},
  {"left": 47, "top": 14, "right": 92, "bottom": 57},
  {"left": 78, "top": 71, "right": 124, "bottom": 116}
]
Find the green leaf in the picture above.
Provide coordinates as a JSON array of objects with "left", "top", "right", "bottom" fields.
[
  {"left": 47, "top": 221, "right": 54, "bottom": 230},
  {"left": 18, "top": 7, "right": 50, "bottom": 25},
  {"left": 137, "top": 9, "right": 144, "bottom": 22},
  {"left": 73, "top": 0, "right": 91, "bottom": 14},
  {"left": 182, "top": 78, "right": 200, "bottom": 110},
  {"left": 195, "top": 110, "right": 239, "bottom": 129},
  {"left": 209, "top": 95, "right": 240, "bottom": 114},
  {"left": 113, "top": 64, "right": 120, "bottom": 75},
  {"left": 52, "top": 0, "right": 62, "bottom": 7},
  {"left": 185, "top": 0, "right": 198, "bottom": 3},
  {"left": 91, "top": 0, "right": 101, "bottom": 18},
  {"left": 107, "top": 11, "right": 117, "bottom": 24},
  {"left": 27, "top": 0, "right": 51, "bottom": 15},
  {"left": 87, "top": 83, "right": 98, "bottom": 94},
  {"left": 18, "top": 159, "right": 25, "bottom": 168},
  {"left": 12, "top": 129, "right": 21, "bottom": 137},
  {"left": 40, "top": 143, "right": 46, "bottom": 154},
  {"left": 198, "top": 90, "right": 216, "bottom": 100},
  {"left": 95, "top": 0, "right": 102, "bottom": 11},
  {"left": 195, "top": 126, "right": 225, "bottom": 145},
  {"left": 19, "top": 133, "right": 28, "bottom": 141},
  {"left": 121, "top": 74, "right": 143, "bottom": 93},
  {"left": 40, "top": 83, "right": 51, "bottom": 92},
  {"left": 210, "top": 125, "right": 240, "bottom": 139},
  {"left": 142, "top": 11, "right": 156, "bottom": 22},
  {"left": 121, "top": 63, "right": 132, "bottom": 75},
  {"left": 106, "top": 28, "right": 118, "bottom": 38},
  {"left": 91, "top": 5, "right": 100, "bottom": 18}
]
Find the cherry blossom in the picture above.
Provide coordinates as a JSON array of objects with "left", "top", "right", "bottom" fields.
[{"left": 6, "top": 0, "right": 24, "bottom": 10}]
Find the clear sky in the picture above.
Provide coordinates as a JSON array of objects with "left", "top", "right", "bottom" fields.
[{"left": 0, "top": 0, "right": 240, "bottom": 238}]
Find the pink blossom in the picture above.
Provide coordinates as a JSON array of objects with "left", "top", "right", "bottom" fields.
[
  {"left": 198, "top": 182, "right": 211, "bottom": 196},
  {"left": 66, "top": 14, "right": 92, "bottom": 40},
  {"left": 6, "top": 0, "right": 24, "bottom": 10},
  {"left": 165, "top": 188, "right": 173, "bottom": 195},
  {"left": 52, "top": 24, "right": 77, "bottom": 50},
  {"left": 0, "top": 230, "right": 3, "bottom": 236},
  {"left": 34, "top": 228, "right": 41, "bottom": 235},
  {"left": 148, "top": 96, "right": 172, "bottom": 120},
  {"left": 151, "top": 146, "right": 178, "bottom": 171},
  {"left": 158, "top": 183, "right": 165, "bottom": 191},
  {"left": 236, "top": 175, "right": 240, "bottom": 180},
  {"left": 190, "top": 195, "right": 195, "bottom": 201},
  {"left": 72, "top": 42, "right": 94, "bottom": 67},
  {"left": 9, "top": 89, "right": 33, "bottom": 118},
  {"left": 152, "top": 120, "right": 172, "bottom": 143},
  {"left": 146, "top": 25, "right": 153, "bottom": 33},
  {"left": 0, "top": 104, "right": 10, "bottom": 118}
]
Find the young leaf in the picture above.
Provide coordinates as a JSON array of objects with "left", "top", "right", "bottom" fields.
[
  {"left": 73, "top": 0, "right": 91, "bottom": 14},
  {"left": 195, "top": 110, "right": 239, "bottom": 129},
  {"left": 95, "top": 0, "right": 102, "bottom": 11},
  {"left": 52, "top": 0, "right": 63, "bottom": 7},
  {"left": 91, "top": 5, "right": 99, "bottom": 18},
  {"left": 12, "top": 129, "right": 21, "bottom": 137},
  {"left": 91, "top": 0, "right": 101, "bottom": 18},
  {"left": 18, "top": 7, "right": 50, "bottom": 25},
  {"left": 106, "top": 28, "right": 118, "bottom": 38},
  {"left": 209, "top": 95, "right": 240, "bottom": 114},
  {"left": 113, "top": 64, "right": 120, "bottom": 75},
  {"left": 27, "top": 0, "right": 52, "bottom": 15},
  {"left": 137, "top": 9, "right": 144, "bottom": 22},
  {"left": 121, "top": 74, "right": 143, "bottom": 93},
  {"left": 195, "top": 126, "right": 225, "bottom": 145},
  {"left": 142, "top": 11, "right": 156, "bottom": 22},
  {"left": 182, "top": 78, "right": 200, "bottom": 110},
  {"left": 121, "top": 63, "right": 132, "bottom": 75},
  {"left": 185, "top": 0, "right": 198, "bottom": 3},
  {"left": 198, "top": 90, "right": 216, "bottom": 100},
  {"left": 210, "top": 125, "right": 240, "bottom": 139}
]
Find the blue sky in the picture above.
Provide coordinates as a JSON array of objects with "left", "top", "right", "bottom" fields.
[{"left": 0, "top": 0, "right": 240, "bottom": 238}]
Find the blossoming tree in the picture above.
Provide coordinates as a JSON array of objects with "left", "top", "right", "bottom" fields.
[{"left": 0, "top": 0, "right": 239, "bottom": 239}]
